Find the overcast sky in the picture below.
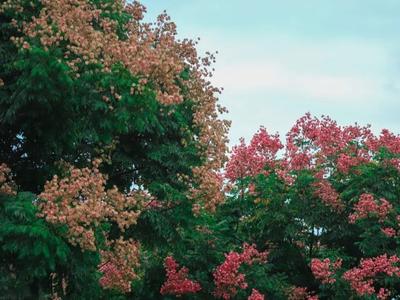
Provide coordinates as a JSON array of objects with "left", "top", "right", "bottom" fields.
[{"left": 141, "top": 0, "right": 400, "bottom": 145}]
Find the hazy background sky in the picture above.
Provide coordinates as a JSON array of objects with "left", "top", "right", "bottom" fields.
[{"left": 141, "top": 0, "right": 400, "bottom": 146}]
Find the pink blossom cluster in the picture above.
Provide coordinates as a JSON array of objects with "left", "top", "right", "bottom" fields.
[
  {"left": 336, "top": 153, "right": 367, "bottom": 174},
  {"left": 288, "top": 286, "right": 319, "bottom": 300},
  {"left": 377, "top": 288, "right": 391, "bottom": 300},
  {"left": 39, "top": 160, "right": 144, "bottom": 251},
  {"left": 248, "top": 288, "right": 265, "bottom": 300},
  {"left": 312, "top": 177, "right": 343, "bottom": 210},
  {"left": 342, "top": 254, "right": 400, "bottom": 298},
  {"left": 0, "top": 163, "right": 15, "bottom": 195},
  {"left": 144, "top": 199, "right": 163, "bottom": 209},
  {"left": 225, "top": 114, "right": 400, "bottom": 215},
  {"left": 160, "top": 256, "right": 201, "bottom": 296},
  {"left": 349, "top": 193, "right": 392, "bottom": 224},
  {"left": 367, "top": 129, "right": 400, "bottom": 154},
  {"left": 310, "top": 258, "right": 342, "bottom": 284},
  {"left": 213, "top": 250, "right": 246, "bottom": 299},
  {"left": 99, "top": 238, "right": 140, "bottom": 293},
  {"left": 285, "top": 113, "right": 372, "bottom": 172},
  {"left": 389, "top": 158, "right": 400, "bottom": 172},
  {"left": 226, "top": 114, "right": 400, "bottom": 192},
  {"left": 213, "top": 243, "right": 268, "bottom": 299},
  {"left": 99, "top": 262, "right": 121, "bottom": 290},
  {"left": 225, "top": 128, "right": 283, "bottom": 182},
  {"left": 381, "top": 227, "right": 396, "bottom": 237}
]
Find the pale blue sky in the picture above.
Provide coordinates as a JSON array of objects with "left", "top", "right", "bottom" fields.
[{"left": 141, "top": 1, "right": 400, "bottom": 145}]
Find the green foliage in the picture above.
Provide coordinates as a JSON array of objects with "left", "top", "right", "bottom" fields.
[
  {"left": 0, "top": 0, "right": 219, "bottom": 298},
  {"left": 0, "top": 191, "right": 104, "bottom": 299}
]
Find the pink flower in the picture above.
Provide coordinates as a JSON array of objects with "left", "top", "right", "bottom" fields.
[
  {"left": 377, "top": 288, "right": 391, "bottom": 300},
  {"left": 248, "top": 289, "right": 265, "bottom": 300},
  {"left": 381, "top": 227, "right": 396, "bottom": 237},
  {"left": 313, "top": 178, "right": 343, "bottom": 210},
  {"left": 349, "top": 194, "right": 392, "bottom": 223},
  {"left": 225, "top": 128, "right": 282, "bottom": 182},
  {"left": 213, "top": 243, "right": 268, "bottom": 299},
  {"left": 311, "top": 258, "right": 342, "bottom": 284},
  {"left": 160, "top": 256, "right": 201, "bottom": 296},
  {"left": 284, "top": 114, "right": 371, "bottom": 171},
  {"left": 288, "top": 286, "right": 319, "bottom": 300},
  {"left": 343, "top": 254, "right": 400, "bottom": 297}
]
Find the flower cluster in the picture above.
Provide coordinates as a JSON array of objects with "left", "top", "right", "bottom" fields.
[
  {"left": 14, "top": 0, "right": 187, "bottom": 105},
  {"left": 224, "top": 114, "right": 386, "bottom": 211},
  {"left": 2, "top": 0, "right": 230, "bottom": 212},
  {"left": 213, "top": 243, "right": 268, "bottom": 299},
  {"left": 348, "top": 193, "right": 392, "bottom": 224},
  {"left": 342, "top": 254, "right": 400, "bottom": 298},
  {"left": 311, "top": 258, "right": 342, "bottom": 284},
  {"left": 228, "top": 114, "right": 400, "bottom": 185},
  {"left": 367, "top": 129, "right": 400, "bottom": 154},
  {"left": 288, "top": 287, "right": 319, "bottom": 300},
  {"left": 39, "top": 160, "right": 144, "bottom": 251},
  {"left": 160, "top": 256, "right": 201, "bottom": 296},
  {"left": 225, "top": 128, "right": 283, "bottom": 182},
  {"left": 38, "top": 160, "right": 143, "bottom": 293},
  {"left": 99, "top": 238, "right": 140, "bottom": 293},
  {"left": 190, "top": 168, "right": 225, "bottom": 212},
  {"left": 312, "top": 177, "right": 343, "bottom": 210},
  {"left": 247, "top": 289, "right": 264, "bottom": 300},
  {"left": 0, "top": 163, "right": 16, "bottom": 195},
  {"left": 285, "top": 114, "right": 372, "bottom": 171},
  {"left": 381, "top": 227, "right": 396, "bottom": 237}
]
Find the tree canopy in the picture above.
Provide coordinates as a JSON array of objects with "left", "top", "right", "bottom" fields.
[{"left": 1, "top": 1, "right": 400, "bottom": 299}]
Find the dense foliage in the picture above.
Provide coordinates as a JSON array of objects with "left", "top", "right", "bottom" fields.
[
  {"left": 222, "top": 114, "right": 400, "bottom": 299},
  {"left": 1, "top": 1, "right": 400, "bottom": 299},
  {"left": 0, "top": 0, "right": 229, "bottom": 298}
]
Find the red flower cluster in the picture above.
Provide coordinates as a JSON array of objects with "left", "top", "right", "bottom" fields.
[
  {"left": 381, "top": 227, "right": 396, "bottom": 237},
  {"left": 312, "top": 177, "right": 343, "bottom": 210},
  {"left": 213, "top": 243, "right": 268, "bottom": 299},
  {"left": 99, "top": 262, "right": 119, "bottom": 288},
  {"left": 310, "top": 258, "right": 342, "bottom": 284},
  {"left": 225, "top": 128, "right": 282, "bottom": 182},
  {"left": 213, "top": 250, "right": 245, "bottom": 299},
  {"left": 99, "top": 238, "right": 140, "bottom": 293},
  {"left": 377, "top": 288, "right": 391, "bottom": 300},
  {"left": 248, "top": 288, "right": 264, "bottom": 300},
  {"left": 225, "top": 114, "right": 400, "bottom": 215},
  {"left": 342, "top": 254, "right": 400, "bottom": 298},
  {"left": 285, "top": 113, "right": 372, "bottom": 172},
  {"left": 160, "top": 256, "right": 201, "bottom": 296},
  {"left": 349, "top": 193, "right": 392, "bottom": 224},
  {"left": 367, "top": 129, "right": 400, "bottom": 154}
]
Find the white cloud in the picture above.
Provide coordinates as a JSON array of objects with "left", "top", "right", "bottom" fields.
[
  {"left": 214, "top": 61, "right": 382, "bottom": 102},
  {"left": 205, "top": 37, "right": 400, "bottom": 145},
  {"left": 201, "top": 35, "right": 395, "bottom": 104}
]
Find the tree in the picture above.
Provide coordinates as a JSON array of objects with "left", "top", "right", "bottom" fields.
[
  {"left": 221, "top": 113, "right": 400, "bottom": 299},
  {"left": 0, "top": 0, "right": 229, "bottom": 298},
  {"left": 2, "top": 0, "right": 400, "bottom": 299}
]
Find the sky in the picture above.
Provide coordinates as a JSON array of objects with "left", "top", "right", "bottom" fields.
[{"left": 140, "top": 0, "right": 400, "bottom": 146}]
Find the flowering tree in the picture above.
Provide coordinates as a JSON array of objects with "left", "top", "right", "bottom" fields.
[
  {"left": 0, "top": 0, "right": 229, "bottom": 298},
  {"left": 222, "top": 113, "right": 400, "bottom": 299},
  {"left": 160, "top": 256, "right": 201, "bottom": 296},
  {"left": 1, "top": 0, "right": 400, "bottom": 299}
]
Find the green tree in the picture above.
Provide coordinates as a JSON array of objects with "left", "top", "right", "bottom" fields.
[
  {"left": 0, "top": 0, "right": 228, "bottom": 298},
  {"left": 221, "top": 115, "right": 400, "bottom": 299}
]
